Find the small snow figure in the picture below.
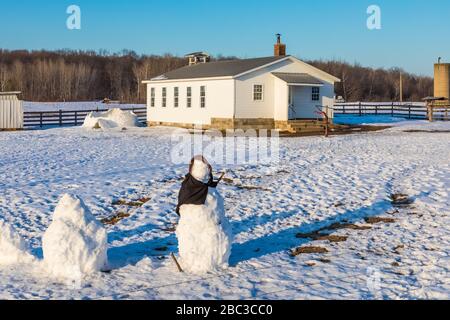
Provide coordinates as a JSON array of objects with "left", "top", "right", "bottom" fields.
[
  {"left": 176, "top": 156, "right": 232, "bottom": 274},
  {"left": 0, "top": 221, "right": 34, "bottom": 266},
  {"left": 42, "top": 194, "right": 108, "bottom": 279}
]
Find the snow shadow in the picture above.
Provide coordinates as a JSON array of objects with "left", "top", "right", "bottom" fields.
[
  {"left": 107, "top": 223, "right": 159, "bottom": 243},
  {"left": 229, "top": 199, "right": 392, "bottom": 266},
  {"left": 107, "top": 232, "right": 177, "bottom": 269},
  {"left": 230, "top": 208, "right": 308, "bottom": 235}
]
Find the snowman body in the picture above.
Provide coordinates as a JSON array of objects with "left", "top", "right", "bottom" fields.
[{"left": 176, "top": 160, "right": 232, "bottom": 274}]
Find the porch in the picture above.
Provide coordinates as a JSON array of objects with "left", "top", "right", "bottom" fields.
[{"left": 272, "top": 72, "right": 333, "bottom": 122}]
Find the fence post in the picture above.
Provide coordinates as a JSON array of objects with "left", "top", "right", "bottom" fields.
[
  {"left": 408, "top": 105, "right": 411, "bottom": 119},
  {"left": 59, "top": 109, "right": 62, "bottom": 126},
  {"left": 391, "top": 102, "right": 394, "bottom": 117},
  {"left": 75, "top": 111, "right": 78, "bottom": 126},
  {"left": 375, "top": 105, "right": 378, "bottom": 115},
  {"left": 40, "top": 113, "right": 43, "bottom": 128},
  {"left": 359, "top": 101, "right": 362, "bottom": 116}
]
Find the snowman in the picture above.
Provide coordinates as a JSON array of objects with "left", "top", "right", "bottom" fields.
[{"left": 175, "top": 155, "right": 232, "bottom": 274}]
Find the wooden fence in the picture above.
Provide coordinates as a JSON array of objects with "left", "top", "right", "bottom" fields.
[
  {"left": 24, "top": 107, "right": 147, "bottom": 128},
  {"left": 333, "top": 102, "right": 429, "bottom": 119}
]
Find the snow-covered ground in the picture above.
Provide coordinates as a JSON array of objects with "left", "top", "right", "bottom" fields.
[
  {"left": 0, "top": 122, "right": 449, "bottom": 300},
  {"left": 334, "top": 115, "right": 450, "bottom": 130},
  {"left": 334, "top": 115, "right": 418, "bottom": 125}
]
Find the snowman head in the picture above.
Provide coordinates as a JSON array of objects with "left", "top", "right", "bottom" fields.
[{"left": 189, "top": 155, "right": 212, "bottom": 183}]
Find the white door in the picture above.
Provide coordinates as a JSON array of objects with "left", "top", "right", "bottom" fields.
[{"left": 290, "top": 86, "right": 320, "bottom": 119}]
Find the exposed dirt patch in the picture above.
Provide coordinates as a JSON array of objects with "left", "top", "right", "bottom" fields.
[
  {"left": 393, "top": 244, "right": 405, "bottom": 254},
  {"left": 316, "top": 235, "right": 348, "bottom": 243},
  {"left": 279, "top": 125, "right": 390, "bottom": 137},
  {"left": 222, "top": 177, "right": 235, "bottom": 184},
  {"left": 296, "top": 231, "right": 323, "bottom": 239},
  {"left": 101, "top": 212, "right": 131, "bottom": 225},
  {"left": 365, "top": 217, "right": 396, "bottom": 224},
  {"left": 236, "top": 185, "right": 272, "bottom": 191},
  {"left": 319, "top": 258, "right": 332, "bottom": 264},
  {"left": 291, "top": 246, "right": 329, "bottom": 256},
  {"left": 403, "top": 130, "right": 450, "bottom": 133},
  {"left": 112, "top": 198, "right": 150, "bottom": 207},
  {"left": 296, "top": 231, "right": 348, "bottom": 243},
  {"left": 323, "top": 222, "right": 372, "bottom": 231},
  {"left": 137, "top": 197, "right": 151, "bottom": 204},
  {"left": 161, "top": 224, "right": 177, "bottom": 232},
  {"left": 222, "top": 177, "right": 272, "bottom": 192},
  {"left": 390, "top": 193, "right": 414, "bottom": 207}
]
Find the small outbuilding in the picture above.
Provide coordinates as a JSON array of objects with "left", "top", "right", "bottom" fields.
[{"left": 0, "top": 92, "right": 23, "bottom": 130}]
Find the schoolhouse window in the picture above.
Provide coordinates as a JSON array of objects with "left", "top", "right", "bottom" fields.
[
  {"left": 162, "top": 87, "right": 167, "bottom": 107},
  {"left": 187, "top": 87, "right": 192, "bottom": 108},
  {"left": 253, "top": 84, "right": 263, "bottom": 101},
  {"left": 150, "top": 88, "right": 155, "bottom": 107},
  {"left": 174, "top": 87, "right": 179, "bottom": 108},
  {"left": 312, "top": 87, "right": 320, "bottom": 101},
  {"left": 200, "top": 86, "right": 206, "bottom": 108}
]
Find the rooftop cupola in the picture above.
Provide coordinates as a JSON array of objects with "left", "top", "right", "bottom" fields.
[{"left": 185, "top": 52, "right": 211, "bottom": 66}]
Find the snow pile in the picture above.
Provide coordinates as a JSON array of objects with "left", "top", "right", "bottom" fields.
[
  {"left": 0, "top": 221, "right": 34, "bottom": 266},
  {"left": 82, "top": 108, "right": 141, "bottom": 130},
  {"left": 177, "top": 160, "right": 232, "bottom": 274},
  {"left": 42, "top": 194, "right": 108, "bottom": 279}
]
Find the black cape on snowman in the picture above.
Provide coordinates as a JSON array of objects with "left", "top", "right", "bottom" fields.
[{"left": 175, "top": 155, "right": 232, "bottom": 274}]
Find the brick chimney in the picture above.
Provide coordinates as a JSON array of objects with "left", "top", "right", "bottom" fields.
[{"left": 274, "top": 33, "right": 286, "bottom": 56}]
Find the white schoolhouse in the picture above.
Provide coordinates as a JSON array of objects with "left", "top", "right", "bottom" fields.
[{"left": 143, "top": 36, "right": 340, "bottom": 131}]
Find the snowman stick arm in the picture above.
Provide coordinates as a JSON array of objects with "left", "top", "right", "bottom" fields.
[
  {"left": 171, "top": 252, "right": 184, "bottom": 273},
  {"left": 217, "top": 172, "right": 226, "bottom": 182}
]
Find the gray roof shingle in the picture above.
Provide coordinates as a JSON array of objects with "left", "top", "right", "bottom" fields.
[
  {"left": 272, "top": 72, "right": 323, "bottom": 85},
  {"left": 152, "top": 56, "right": 289, "bottom": 80}
]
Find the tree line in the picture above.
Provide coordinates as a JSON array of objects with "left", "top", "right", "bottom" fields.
[
  {"left": 0, "top": 49, "right": 433, "bottom": 103},
  {"left": 310, "top": 60, "right": 433, "bottom": 102}
]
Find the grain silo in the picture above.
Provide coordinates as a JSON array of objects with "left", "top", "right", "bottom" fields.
[
  {"left": 0, "top": 92, "right": 23, "bottom": 130},
  {"left": 434, "top": 62, "right": 450, "bottom": 100}
]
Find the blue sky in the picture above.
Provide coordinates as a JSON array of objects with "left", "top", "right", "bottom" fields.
[{"left": 0, "top": 0, "right": 449, "bottom": 76}]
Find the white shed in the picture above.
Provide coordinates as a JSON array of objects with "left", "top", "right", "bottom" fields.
[{"left": 0, "top": 92, "right": 23, "bottom": 130}]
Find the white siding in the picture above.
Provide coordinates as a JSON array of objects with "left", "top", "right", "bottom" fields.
[
  {"left": 290, "top": 84, "right": 334, "bottom": 119},
  {"left": 235, "top": 58, "right": 336, "bottom": 121},
  {"left": 146, "top": 79, "right": 235, "bottom": 125},
  {"left": 273, "top": 77, "right": 289, "bottom": 121},
  {"left": 235, "top": 70, "right": 275, "bottom": 119},
  {"left": 0, "top": 95, "right": 23, "bottom": 129}
]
